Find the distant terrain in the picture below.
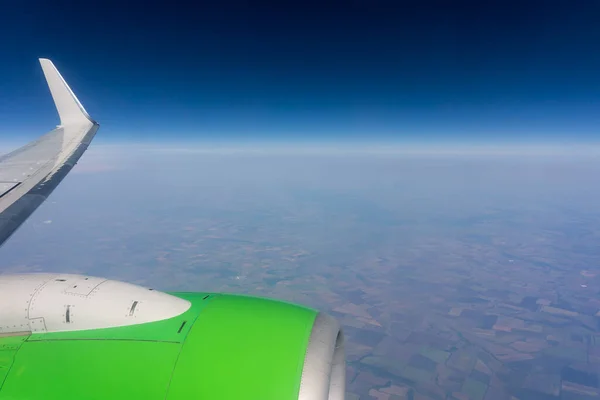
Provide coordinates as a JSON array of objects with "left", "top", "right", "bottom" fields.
[{"left": 1, "top": 146, "right": 599, "bottom": 400}]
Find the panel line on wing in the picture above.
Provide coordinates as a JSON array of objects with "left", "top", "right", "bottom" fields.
[{"left": 0, "top": 183, "right": 21, "bottom": 199}]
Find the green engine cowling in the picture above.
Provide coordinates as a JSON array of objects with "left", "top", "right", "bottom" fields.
[{"left": 0, "top": 287, "right": 345, "bottom": 400}]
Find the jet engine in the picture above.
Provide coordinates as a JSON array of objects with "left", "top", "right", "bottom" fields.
[{"left": 0, "top": 273, "right": 345, "bottom": 399}]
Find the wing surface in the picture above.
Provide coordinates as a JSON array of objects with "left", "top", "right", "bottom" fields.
[{"left": 0, "top": 59, "right": 99, "bottom": 246}]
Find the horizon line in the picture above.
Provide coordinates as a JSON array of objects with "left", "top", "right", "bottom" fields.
[{"left": 3, "top": 140, "right": 600, "bottom": 157}]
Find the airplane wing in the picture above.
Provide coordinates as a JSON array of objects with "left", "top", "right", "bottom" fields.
[{"left": 0, "top": 59, "right": 99, "bottom": 246}]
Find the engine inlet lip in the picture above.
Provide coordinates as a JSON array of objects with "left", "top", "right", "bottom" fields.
[{"left": 297, "top": 313, "right": 346, "bottom": 400}]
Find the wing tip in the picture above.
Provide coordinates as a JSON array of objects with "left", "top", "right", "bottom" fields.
[
  {"left": 38, "top": 58, "right": 54, "bottom": 70},
  {"left": 39, "top": 58, "right": 95, "bottom": 126}
]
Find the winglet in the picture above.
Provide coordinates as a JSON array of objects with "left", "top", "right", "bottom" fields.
[{"left": 39, "top": 58, "right": 95, "bottom": 126}]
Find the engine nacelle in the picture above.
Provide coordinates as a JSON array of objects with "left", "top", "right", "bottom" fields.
[{"left": 0, "top": 273, "right": 345, "bottom": 399}]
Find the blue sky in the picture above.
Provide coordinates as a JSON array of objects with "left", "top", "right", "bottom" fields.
[{"left": 1, "top": 1, "right": 600, "bottom": 146}]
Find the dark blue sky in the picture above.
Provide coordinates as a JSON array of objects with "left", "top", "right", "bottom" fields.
[{"left": 1, "top": 1, "right": 600, "bottom": 145}]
